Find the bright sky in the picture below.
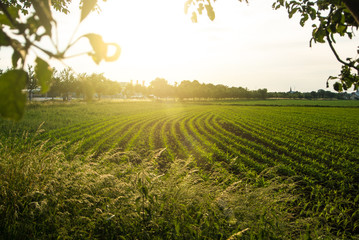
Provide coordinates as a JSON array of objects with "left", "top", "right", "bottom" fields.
[{"left": 1, "top": 0, "right": 358, "bottom": 92}]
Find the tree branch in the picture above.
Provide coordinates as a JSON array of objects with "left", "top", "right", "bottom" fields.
[
  {"left": 326, "top": 33, "right": 351, "bottom": 67},
  {"left": 343, "top": 0, "right": 359, "bottom": 25}
]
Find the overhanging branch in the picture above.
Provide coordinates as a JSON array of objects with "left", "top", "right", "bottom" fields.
[
  {"left": 326, "top": 33, "right": 352, "bottom": 67},
  {"left": 343, "top": 0, "right": 359, "bottom": 25}
]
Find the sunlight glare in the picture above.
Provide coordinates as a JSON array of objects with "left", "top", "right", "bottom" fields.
[{"left": 86, "top": 0, "right": 201, "bottom": 67}]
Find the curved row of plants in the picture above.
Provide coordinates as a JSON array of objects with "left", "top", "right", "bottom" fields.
[{"left": 36, "top": 104, "right": 359, "bottom": 236}]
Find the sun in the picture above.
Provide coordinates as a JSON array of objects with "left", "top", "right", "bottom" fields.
[
  {"left": 79, "top": 0, "right": 198, "bottom": 67},
  {"left": 51, "top": 0, "right": 247, "bottom": 87}
]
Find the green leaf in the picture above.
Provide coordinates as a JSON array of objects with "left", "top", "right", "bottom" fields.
[
  {"left": 0, "top": 69, "right": 27, "bottom": 121},
  {"left": 81, "top": 0, "right": 98, "bottom": 22},
  {"left": 0, "top": 28, "right": 11, "bottom": 46},
  {"left": 205, "top": 4, "right": 215, "bottom": 21},
  {"left": 332, "top": 11, "right": 342, "bottom": 23},
  {"left": 300, "top": 14, "right": 309, "bottom": 27},
  {"left": 313, "top": 27, "right": 326, "bottom": 43},
  {"left": 104, "top": 43, "right": 121, "bottom": 62},
  {"left": 9, "top": 39, "right": 26, "bottom": 68},
  {"left": 0, "top": 14, "right": 11, "bottom": 27},
  {"left": 198, "top": 3, "right": 204, "bottom": 15},
  {"left": 11, "top": 50, "right": 21, "bottom": 68},
  {"left": 184, "top": 0, "right": 192, "bottom": 14},
  {"left": 340, "top": 13, "right": 346, "bottom": 24},
  {"left": 83, "top": 33, "right": 107, "bottom": 64},
  {"left": 27, "top": 15, "right": 42, "bottom": 36},
  {"left": 0, "top": 6, "right": 19, "bottom": 27},
  {"left": 32, "top": 0, "right": 53, "bottom": 36},
  {"left": 333, "top": 82, "right": 342, "bottom": 92},
  {"left": 191, "top": 12, "right": 197, "bottom": 23},
  {"left": 7, "top": 6, "right": 20, "bottom": 20},
  {"left": 309, "top": 8, "right": 316, "bottom": 20},
  {"left": 288, "top": 8, "right": 298, "bottom": 19},
  {"left": 82, "top": 35, "right": 121, "bottom": 64},
  {"left": 35, "top": 57, "right": 53, "bottom": 93},
  {"left": 336, "top": 24, "right": 347, "bottom": 36}
]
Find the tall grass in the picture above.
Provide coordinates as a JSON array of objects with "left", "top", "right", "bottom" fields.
[{"left": 0, "top": 131, "right": 332, "bottom": 239}]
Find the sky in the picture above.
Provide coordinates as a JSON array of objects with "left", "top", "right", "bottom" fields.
[{"left": 1, "top": 0, "right": 358, "bottom": 92}]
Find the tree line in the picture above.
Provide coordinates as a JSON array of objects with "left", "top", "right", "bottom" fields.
[
  {"left": 147, "top": 78, "right": 351, "bottom": 100},
  {"left": 16, "top": 67, "right": 121, "bottom": 101},
  {"left": 0, "top": 67, "right": 351, "bottom": 101}
]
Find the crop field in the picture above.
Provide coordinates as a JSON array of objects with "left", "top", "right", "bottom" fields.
[{"left": 1, "top": 100, "right": 359, "bottom": 239}]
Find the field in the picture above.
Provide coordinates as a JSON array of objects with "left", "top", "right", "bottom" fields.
[{"left": 1, "top": 100, "right": 359, "bottom": 239}]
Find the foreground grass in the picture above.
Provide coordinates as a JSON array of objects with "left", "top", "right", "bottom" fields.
[{"left": 0, "top": 131, "right": 328, "bottom": 239}]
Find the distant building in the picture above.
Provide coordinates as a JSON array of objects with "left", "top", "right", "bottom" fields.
[{"left": 288, "top": 87, "right": 297, "bottom": 94}]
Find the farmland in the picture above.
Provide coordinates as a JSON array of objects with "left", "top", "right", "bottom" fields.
[{"left": 1, "top": 100, "right": 359, "bottom": 239}]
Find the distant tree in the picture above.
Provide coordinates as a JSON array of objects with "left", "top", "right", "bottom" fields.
[
  {"left": 58, "top": 68, "right": 77, "bottom": 101},
  {"left": 317, "top": 89, "right": 337, "bottom": 99},
  {"left": 311, "top": 91, "right": 318, "bottom": 99},
  {"left": 124, "top": 83, "right": 134, "bottom": 98},
  {"left": 26, "top": 65, "right": 38, "bottom": 102},
  {"left": 257, "top": 88, "right": 268, "bottom": 99},
  {"left": 47, "top": 69, "right": 62, "bottom": 99},
  {"left": 228, "top": 87, "right": 237, "bottom": 99},
  {"left": 91, "top": 73, "right": 107, "bottom": 100},
  {"left": 134, "top": 82, "right": 147, "bottom": 97},
  {"left": 238, "top": 87, "right": 250, "bottom": 98},
  {"left": 77, "top": 73, "right": 91, "bottom": 101},
  {"left": 94, "top": 74, "right": 121, "bottom": 98},
  {"left": 76, "top": 72, "right": 119, "bottom": 101},
  {"left": 213, "top": 84, "right": 228, "bottom": 99},
  {"left": 190, "top": 80, "right": 202, "bottom": 99},
  {"left": 227, "top": 86, "right": 249, "bottom": 99},
  {"left": 176, "top": 81, "right": 254, "bottom": 100},
  {"left": 177, "top": 80, "right": 193, "bottom": 99},
  {"left": 201, "top": 83, "right": 216, "bottom": 99},
  {"left": 105, "top": 80, "right": 122, "bottom": 96},
  {"left": 150, "top": 77, "right": 172, "bottom": 99}
]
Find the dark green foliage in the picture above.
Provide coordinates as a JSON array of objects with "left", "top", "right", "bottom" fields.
[
  {"left": 0, "top": 69, "right": 27, "bottom": 120},
  {"left": 35, "top": 58, "right": 53, "bottom": 93}
]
